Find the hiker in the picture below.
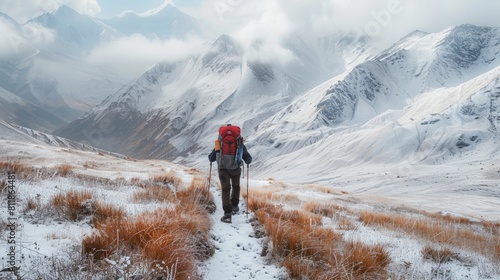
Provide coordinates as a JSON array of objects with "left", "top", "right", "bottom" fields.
[{"left": 208, "top": 124, "right": 252, "bottom": 223}]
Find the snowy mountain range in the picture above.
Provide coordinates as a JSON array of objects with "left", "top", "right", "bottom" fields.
[
  {"left": 52, "top": 24, "right": 500, "bottom": 184},
  {"left": 0, "top": 4, "right": 200, "bottom": 132},
  {"left": 1, "top": 6, "right": 500, "bottom": 279},
  {"left": 54, "top": 31, "right": 372, "bottom": 160},
  {"left": 102, "top": 4, "right": 204, "bottom": 39},
  {"left": 1, "top": 3, "right": 500, "bottom": 185}
]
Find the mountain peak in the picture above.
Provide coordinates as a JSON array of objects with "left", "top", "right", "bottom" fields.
[
  {"left": 144, "top": 3, "right": 179, "bottom": 17},
  {"left": 52, "top": 5, "right": 80, "bottom": 17},
  {"left": 105, "top": 3, "right": 201, "bottom": 39},
  {"left": 210, "top": 34, "right": 242, "bottom": 55}
]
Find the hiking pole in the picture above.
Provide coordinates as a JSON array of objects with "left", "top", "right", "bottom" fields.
[
  {"left": 207, "top": 162, "right": 212, "bottom": 192},
  {"left": 246, "top": 164, "right": 249, "bottom": 219}
]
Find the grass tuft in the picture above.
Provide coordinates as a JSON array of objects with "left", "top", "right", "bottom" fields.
[
  {"left": 0, "top": 161, "right": 27, "bottom": 173},
  {"left": 81, "top": 176, "right": 215, "bottom": 280},
  {"left": 422, "top": 245, "right": 460, "bottom": 264},
  {"left": 344, "top": 241, "right": 391, "bottom": 277},
  {"left": 153, "top": 170, "right": 182, "bottom": 187},
  {"left": 50, "top": 189, "right": 93, "bottom": 221},
  {"left": 58, "top": 163, "right": 73, "bottom": 176},
  {"left": 132, "top": 184, "right": 175, "bottom": 203},
  {"left": 250, "top": 193, "right": 389, "bottom": 279}
]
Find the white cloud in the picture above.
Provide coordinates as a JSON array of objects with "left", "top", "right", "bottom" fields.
[
  {"left": 86, "top": 34, "right": 202, "bottom": 79},
  {"left": 22, "top": 22, "right": 55, "bottom": 47},
  {"left": 190, "top": 0, "right": 500, "bottom": 53}
]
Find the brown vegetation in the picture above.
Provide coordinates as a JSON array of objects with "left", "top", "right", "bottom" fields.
[
  {"left": 58, "top": 163, "right": 73, "bottom": 176},
  {"left": 132, "top": 184, "right": 175, "bottom": 203},
  {"left": 153, "top": 170, "right": 182, "bottom": 187},
  {"left": 421, "top": 245, "right": 460, "bottom": 264},
  {"left": 51, "top": 189, "right": 93, "bottom": 221},
  {"left": 0, "top": 161, "right": 28, "bottom": 174},
  {"left": 358, "top": 210, "right": 500, "bottom": 260},
  {"left": 249, "top": 195, "right": 390, "bottom": 279},
  {"left": 81, "top": 176, "right": 214, "bottom": 280}
]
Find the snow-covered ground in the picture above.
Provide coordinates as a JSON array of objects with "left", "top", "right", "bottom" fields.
[{"left": 0, "top": 139, "right": 499, "bottom": 279}]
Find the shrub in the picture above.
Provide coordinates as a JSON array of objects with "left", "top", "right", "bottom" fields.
[
  {"left": 252, "top": 203, "right": 389, "bottom": 279},
  {"left": 82, "top": 176, "right": 215, "bottom": 280},
  {"left": 0, "top": 161, "right": 27, "bottom": 174},
  {"left": 153, "top": 170, "right": 182, "bottom": 188},
  {"left": 50, "top": 189, "right": 93, "bottom": 221},
  {"left": 58, "top": 163, "right": 73, "bottom": 176},
  {"left": 422, "top": 245, "right": 460, "bottom": 264},
  {"left": 344, "top": 241, "right": 391, "bottom": 277}
]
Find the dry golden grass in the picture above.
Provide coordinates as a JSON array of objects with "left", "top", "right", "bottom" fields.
[
  {"left": 176, "top": 176, "right": 216, "bottom": 214},
  {"left": 82, "top": 176, "right": 215, "bottom": 279},
  {"left": 58, "top": 163, "right": 73, "bottom": 176},
  {"left": 421, "top": 245, "right": 460, "bottom": 264},
  {"left": 24, "top": 197, "right": 42, "bottom": 211},
  {"left": 337, "top": 217, "right": 357, "bottom": 231},
  {"left": 50, "top": 189, "right": 93, "bottom": 221},
  {"left": 303, "top": 200, "right": 347, "bottom": 217},
  {"left": 307, "top": 184, "right": 348, "bottom": 195},
  {"left": 92, "top": 200, "right": 125, "bottom": 223},
  {"left": 481, "top": 220, "right": 500, "bottom": 235},
  {"left": 424, "top": 211, "right": 472, "bottom": 224},
  {"left": 251, "top": 197, "right": 390, "bottom": 279},
  {"left": 358, "top": 210, "right": 499, "bottom": 260},
  {"left": 153, "top": 170, "right": 182, "bottom": 187},
  {"left": 131, "top": 184, "right": 175, "bottom": 203},
  {"left": 0, "top": 161, "right": 28, "bottom": 173},
  {"left": 344, "top": 241, "right": 391, "bottom": 277},
  {"left": 82, "top": 205, "right": 212, "bottom": 280}
]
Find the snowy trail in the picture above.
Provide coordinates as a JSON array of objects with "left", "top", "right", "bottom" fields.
[{"left": 201, "top": 184, "right": 285, "bottom": 280}]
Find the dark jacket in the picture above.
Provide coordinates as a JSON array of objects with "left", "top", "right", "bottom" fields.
[{"left": 208, "top": 144, "right": 252, "bottom": 169}]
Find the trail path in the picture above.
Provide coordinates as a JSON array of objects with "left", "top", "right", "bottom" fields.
[{"left": 201, "top": 184, "right": 285, "bottom": 279}]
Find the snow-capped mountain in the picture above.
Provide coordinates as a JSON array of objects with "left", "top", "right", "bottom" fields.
[
  {"left": 0, "top": 4, "right": 213, "bottom": 132},
  {"left": 248, "top": 24, "right": 500, "bottom": 171},
  {"left": 103, "top": 4, "right": 204, "bottom": 39},
  {"left": 55, "top": 25, "right": 500, "bottom": 175},
  {"left": 55, "top": 33, "right": 371, "bottom": 159},
  {"left": 0, "top": 7, "right": 127, "bottom": 131},
  {"left": 30, "top": 5, "right": 122, "bottom": 58},
  {"left": 256, "top": 65, "right": 500, "bottom": 182}
]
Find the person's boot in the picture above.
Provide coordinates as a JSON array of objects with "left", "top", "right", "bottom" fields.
[
  {"left": 221, "top": 213, "right": 232, "bottom": 223},
  {"left": 232, "top": 206, "right": 239, "bottom": 215}
]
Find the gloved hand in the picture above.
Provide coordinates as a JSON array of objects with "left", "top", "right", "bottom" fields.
[{"left": 245, "top": 157, "right": 252, "bottom": 165}]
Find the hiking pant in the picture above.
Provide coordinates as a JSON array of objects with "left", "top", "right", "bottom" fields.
[{"left": 218, "top": 168, "right": 241, "bottom": 214}]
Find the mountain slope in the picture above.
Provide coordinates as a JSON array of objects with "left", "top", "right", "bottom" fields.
[
  {"left": 30, "top": 5, "right": 122, "bottom": 58},
  {"left": 0, "top": 87, "right": 66, "bottom": 132},
  {"left": 248, "top": 25, "right": 500, "bottom": 165},
  {"left": 0, "top": 7, "right": 127, "bottom": 128},
  {"left": 256, "top": 65, "right": 500, "bottom": 182},
  {"left": 55, "top": 33, "right": 371, "bottom": 159}
]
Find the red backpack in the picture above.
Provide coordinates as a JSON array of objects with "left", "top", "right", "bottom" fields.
[
  {"left": 219, "top": 125, "right": 241, "bottom": 154},
  {"left": 216, "top": 124, "right": 243, "bottom": 169}
]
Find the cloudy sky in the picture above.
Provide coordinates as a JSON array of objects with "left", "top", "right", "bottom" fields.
[{"left": 1, "top": 0, "right": 499, "bottom": 78}]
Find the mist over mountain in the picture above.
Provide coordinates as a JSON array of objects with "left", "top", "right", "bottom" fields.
[
  {"left": 52, "top": 21, "right": 500, "bottom": 185},
  {"left": 102, "top": 4, "right": 204, "bottom": 39},
  {"left": 1, "top": 4, "right": 499, "bottom": 183}
]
